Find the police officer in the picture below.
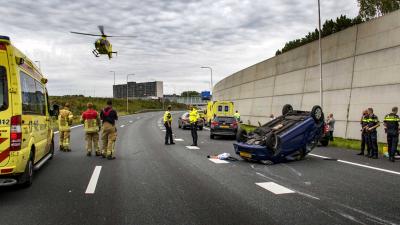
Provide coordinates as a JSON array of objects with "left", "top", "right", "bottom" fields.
[
  {"left": 233, "top": 110, "right": 241, "bottom": 122},
  {"left": 81, "top": 103, "right": 101, "bottom": 156},
  {"left": 366, "top": 108, "right": 380, "bottom": 159},
  {"left": 58, "top": 103, "right": 74, "bottom": 152},
  {"left": 383, "top": 107, "right": 399, "bottom": 162},
  {"left": 358, "top": 109, "right": 370, "bottom": 156},
  {"left": 189, "top": 105, "right": 199, "bottom": 146},
  {"left": 164, "top": 105, "right": 175, "bottom": 145},
  {"left": 100, "top": 100, "right": 118, "bottom": 160}
]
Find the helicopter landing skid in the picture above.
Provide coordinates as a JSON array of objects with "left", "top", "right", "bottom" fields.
[{"left": 92, "top": 49, "right": 99, "bottom": 57}]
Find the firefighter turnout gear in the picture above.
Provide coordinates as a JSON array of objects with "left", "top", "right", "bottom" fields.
[
  {"left": 189, "top": 108, "right": 199, "bottom": 146},
  {"left": 100, "top": 104, "right": 118, "bottom": 159},
  {"left": 383, "top": 112, "right": 399, "bottom": 162},
  {"left": 58, "top": 106, "right": 74, "bottom": 151},
  {"left": 81, "top": 106, "right": 101, "bottom": 156},
  {"left": 164, "top": 107, "right": 175, "bottom": 145}
]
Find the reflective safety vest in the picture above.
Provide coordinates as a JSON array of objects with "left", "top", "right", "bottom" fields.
[
  {"left": 233, "top": 112, "right": 241, "bottom": 120},
  {"left": 164, "top": 111, "right": 172, "bottom": 123},
  {"left": 384, "top": 113, "right": 399, "bottom": 135},
  {"left": 189, "top": 109, "right": 199, "bottom": 124},
  {"left": 82, "top": 109, "right": 100, "bottom": 133},
  {"left": 58, "top": 108, "right": 73, "bottom": 132}
]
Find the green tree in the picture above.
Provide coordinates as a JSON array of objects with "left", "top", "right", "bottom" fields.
[
  {"left": 357, "top": 0, "right": 400, "bottom": 20},
  {"left": 181, "top": 91, "right": 200, "bottom": 97}
]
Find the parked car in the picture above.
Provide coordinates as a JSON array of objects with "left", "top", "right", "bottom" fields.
[
  {"left": 210, "top": 116, "right": 238, "bottom": 139},
  {"left": 178, "top": 112, "right": 204, "bottom": 130},
  {"left": 234, "top": 104, "right": 325, "bottom": 164}
]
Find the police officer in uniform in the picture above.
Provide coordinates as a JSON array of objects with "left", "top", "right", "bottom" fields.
[
  {"left": 81, "top": 103, "right": 101, "bottom": 156},
  {"left": 358, "top": 109, "right": 370, "bottom": 156},
  {"left": 164, "top": 105, "right": 175, "bottom": 145},
  {"left": 366, "top": 108, "right": 380, "bottom": 159},
  {"left": 383, "top": 107, "right": 399, "bottom": 162},
  {"left": 189, "top": 105, "right": 199, "bottom": 146},
  {"left": 100, "top": 100, "right": 118, "bottom": 160},
  {"left": 58, "top": 103, "right": 74, "bottom": 152}
]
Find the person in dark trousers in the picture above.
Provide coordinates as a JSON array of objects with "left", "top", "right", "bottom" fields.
[
  {"left": 366, "top": 108, "right": 380, "bottom": 159},
  {"left": 383, "top": 107, "right": 399, "bottom": 162},
  {"left": 164, "top": 105, "right": 175, "bottom": 145},
  {"left": 358, "top": 109, "right": 370, "bottom": 156},
  {"left": 326, "top": 113, "right": 335, "bottom": 141},
  {"left": 100, "top": 100, "right": 118, "bottom": 160},
  {"left": 189, "top": 105, "right": 199, "bottom": 146}
]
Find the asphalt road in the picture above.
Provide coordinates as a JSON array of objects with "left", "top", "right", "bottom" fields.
[{"left": 1, "top": 111, "right": 399, "bottom": 225}]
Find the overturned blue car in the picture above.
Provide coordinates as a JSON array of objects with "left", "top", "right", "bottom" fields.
[{"left": 233, "top": 104, "right": 325, "bottom": 164}]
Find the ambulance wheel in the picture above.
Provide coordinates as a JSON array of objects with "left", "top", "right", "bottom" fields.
[
  {"left": 282, "top": 104, "right": 293, "bottom": 116},
  {"left": 49, "top": 139, "right": 55, "bottom": 159},
  {"left": 20, "top": 151, "right": 34, "bottom": 187}
]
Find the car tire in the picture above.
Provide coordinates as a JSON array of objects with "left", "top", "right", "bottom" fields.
[
  {"left": 236, "top": 127, "right": 247, "bottom": 142},
  {"left": 320, "top": 139, "right": 329, "bottom": 147},
  {"left": 282, "top": 104, "right": 293, "bottom": 116},
  {"left": 49, "top": 139, "right": 55, "bottom": 159},
  {"left": 178, "top": 123, "right": 181, "bottom": 129},
  {"left": 210, "top": 133, "right": 215, "bottom": 139},
  {"left": 20, "top": 151, "right": 34, "bottom": 187},
  {"left": 311, "top": 105, "right": 324, "bottom": 123}
]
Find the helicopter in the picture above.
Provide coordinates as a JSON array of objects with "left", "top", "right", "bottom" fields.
[{"left": 70, "top": 25, "right": 136, "bottom": 59}]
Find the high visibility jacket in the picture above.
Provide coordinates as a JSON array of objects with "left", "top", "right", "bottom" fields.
[
  {"left": 164, "top": 110, "right": 172, "bottom": 123},
  {"left": 58, "top": 108, "right": 73, "bottom": 132},
  {"left": 82, "top": 109, "right": 100, "bottom": 133},
  {"left": 384, "top": 113, "right": 399, "bottom": 135},
  {"left": 233, "top": 112, "right": 241, "bottom": 120},
  {"left": 189, "top": 109, "right": 199, "bottom": 124},
  {"left": 366, "top": 114, "right": 379, "bottom": 132}
]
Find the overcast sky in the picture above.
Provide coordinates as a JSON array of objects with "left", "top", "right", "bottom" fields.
[{"left": 0, "top": 0, "right": 358, "bottom": 97}]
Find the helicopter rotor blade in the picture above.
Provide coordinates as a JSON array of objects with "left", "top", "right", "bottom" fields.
[
  {"left": 107, "top": 35, "right": 138, "bottom": 38},
  {"left": 98, "top": 25, "right": 105, "bottom": 36},
  {"left": 70, "top": 31, "right": 102, "bottom": 37}
]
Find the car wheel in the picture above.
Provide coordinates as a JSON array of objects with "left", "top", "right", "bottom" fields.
[
  {"left": 49, "top": 139, "right": 55, "bottom": 159},
  {"left": 236, "top": 127, "right": 247, "bottom": 142},
  {"left": 210, "top": 133, "right": 215, "bottom": 139},
  {"left": 20, "top": 151, "right": 34, "bottom": 187},
  {"left": 311, "top": 105, "right": 324, "bottom": 123},
  {"left": 282, "top": 104, "right": 293, "bottom": 116},
  {"left": 320, "top": 139, "right": 329, "bottom": 147}
]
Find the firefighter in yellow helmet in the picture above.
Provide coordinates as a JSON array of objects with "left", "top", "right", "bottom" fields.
[
  {"left": 58, "top": 103, "right": 74, "bottom": 152},
  {"left": 81, "top": 103, "right": 101, "bottom": 156},
  {"left": 189, "top": 105, "right": 200, "bottom": 146}
]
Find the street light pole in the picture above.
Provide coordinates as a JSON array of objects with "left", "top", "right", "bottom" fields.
[
  {"left": 110, "top": 71, "right": 116, "bottom": 85},
  {"left": 200, "top": 66, "right": 213, "bottom": 93},
  {"left": 126, "top": 73, "right": 135, "bottom": 114},
  {"left": 317, "top": 0, "right": 323, "bottom": 108}
]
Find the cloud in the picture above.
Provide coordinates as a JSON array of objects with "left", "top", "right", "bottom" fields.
[{"left": 0, "top": 0, "right": 358, "bottom": 96}]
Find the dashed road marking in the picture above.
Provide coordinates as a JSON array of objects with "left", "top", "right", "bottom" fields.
[
  {"left": 309, "top": 154, "right": 400, "bottom": 176},
  {"left": 186, "top": 146, "right": 200, "bottom": 150},
  {"left": 209, "top": 158, "right": 229, "bottom": 164},
  {"left": 85, "top": 166, "right": 102, "bottom": 194},
  {"left": 120, "top": 125, "right": 125, "bottom": 128},
  {"left": 255, "top": 182, "right": 295, "bottom": 195},
  {"left": 161, "top": 130, "right": 166, "bottom": 132},
  {"left": 129, "top": 121, "right": 133, "bottom": 123},
  {"left": 203, "top": 127, "right": 210, "bottom": 131},
  {"left": 174, "top": 138, "right": 184, "bottom": 142}
]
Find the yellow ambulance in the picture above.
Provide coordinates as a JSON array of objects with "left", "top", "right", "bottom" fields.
[
  {"left": 205, "top": 101, "right": 234, "bottom": 125},
  {"left": 0, "top": 36, "right": 58, "bottom": 187}
]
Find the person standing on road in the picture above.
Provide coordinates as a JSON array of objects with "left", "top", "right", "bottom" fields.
[
  {"left": 81, "top": 103, "right": 101, "bottom": 156},
  {"left": 366, "top": 108, "right": 380, "bottom": 159},
  {"left": 234, "top": 110, "right": 241, "bottom": 122},
  {"left": 189, "top": 105, "right": 199, "bottom": 146},
  {"left": 164, "top": 105, "right": 175, "bottom": 145},
  {"left": 58, "top": 103, "right": 74, "bottom": 152},
  {"left": 326, "top": 113, "right": 335, "bottom": 141},
  {"left": 358, "top": 109, "right": 370, "bottom": 156},
  {"left": 100, "top": 100, "right": 118, "bottom": 160},
  {"left": 383, "top": 107, "right": 399, "bottom": 162}
]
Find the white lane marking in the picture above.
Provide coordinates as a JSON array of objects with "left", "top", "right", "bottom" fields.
[
  {"left": 129, "top": 121, "right": 133, "bottom": 123},
  {"left": 209, "top": 158, "right": 229, "bottom": 164},
  {"left": 85, "top": 166, "right": 102, "bottom": 194},
  {"left": 203, "top": 127, "right": 210, "bottom": 131},
  {"left": 54, "top": 124, "right": 83, "bottom": 135},
  {"left": 310, "top": 154, "right": 400, "bottom": 176},
  {"left": 174, "top": 138, "right": 184, "bottom": 142},
  {"left": 120, "top": 125, "right": 125, "bottom": 128},
  {"left": 161, "top": 130, "right": 166, "bottom": 132},
  {"left": 255, "top": 182, "right": 295, "bottom": 195},
  {"left": 186, "top": 146, "right": 200, "bottom": 150}
]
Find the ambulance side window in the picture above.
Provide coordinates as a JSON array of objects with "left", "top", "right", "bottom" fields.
[
  {"left": 35, "top": 80, "right": 46, "bottom": 116},
  {"left": 20, "top": 72, "right": 46, "bottom": 115},
  {"left": 218, "top": 106, "right": 222, "bottom": 112},
  {"left": 0, "top": 66, "right": 8, "bottom": 111},
  {"left": 224, "top": 106, "right": 229, "bottom": 112}
]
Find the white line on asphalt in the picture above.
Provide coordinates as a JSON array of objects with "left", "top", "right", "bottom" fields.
[
  {"left": 209, "top": 158, "right": 229, "bottom": 164},
  {"left": 161, "top": 130, "right": 166, "bottom": 132},
  {"left": 85, "top": 166, "right": 102, "bottom": 194},
  {"left": 120, "top": 125, "right": 125, "bottom": 128},
  {"left": 186, "top": 146, "right": 200, "bottom": 150},
  {"left": 309, "top": 154, "right": 400, "bottom": 176},
  {"left": 54, "top": 124, "right": 83, "bottom": 135},
  {"left": 174, "top": 138, "right": 184, "bottom": 142},
  {"left": 255, "top": 182, "right": 295, "bottom": 195},
  {"left": 203, "top": 127, "right": 210, "bottom": 131},
  {"left": 129, "top": 121, "right": 133, "bottom": 123}
]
